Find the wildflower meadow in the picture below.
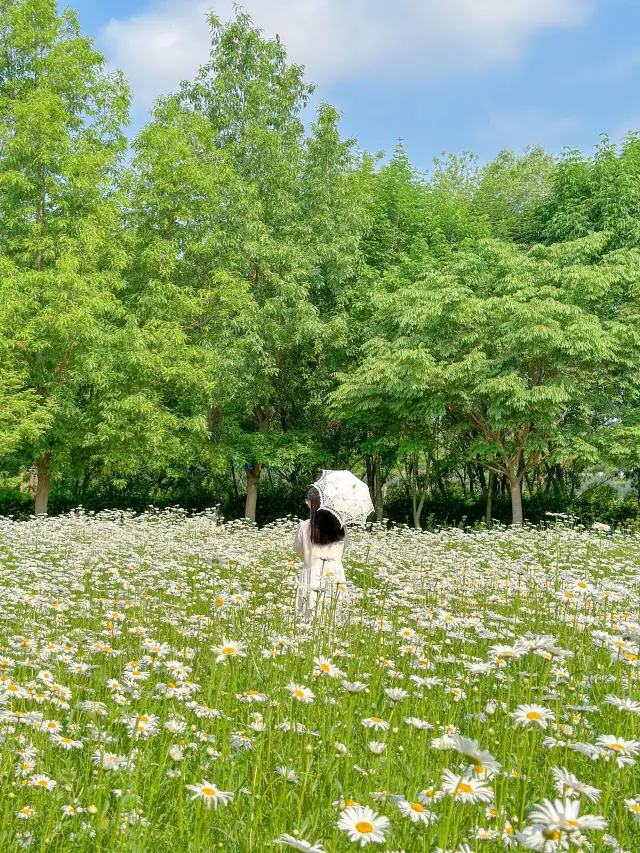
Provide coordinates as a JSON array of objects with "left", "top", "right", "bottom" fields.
[{"left": 0, "top": 510, "right": 638, "bottom": 852}]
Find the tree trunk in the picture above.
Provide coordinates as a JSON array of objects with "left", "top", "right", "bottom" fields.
[
  {"left": 412, "top": 453, "right": 431, "bottom": 529},
  {"left": 28, "top": 465, "right": 38, "bottom": 497},
  {"left": 244, "top": 461, "right": 261, "bottom": 521},
  {"left": 374, "top": 452, "right": 383, "bottom": 523},
  {"left": 524, "top": 471, "right": 532, "bottom": 496},
  {"left": 434, "top": 463, "right": 447, "bottom": 496},
  {"left": 468, "top": 464, "right": 475, "bottom": 498},
  {"left": 365, "top": 455, "right": 374, "bottom": 503},
  {"left": 485, "top": 470, "right": 494, "bottom": 526},
  {"left": 509, "top": 475, "right": 523, "bottom": 526},
  {"left": 410, "top": 455, "right": 418, "bottom": 526},
  {"left": 230, "top": 462, "right": 238, "bottom": 501},
  {"left": 403, "top": 459, "right": 412, "bottom": 500},
  {"left": 35, "top": 453, "right": 51, "bottom": 516},
  {"left": 457, "top": 467, "right": 468, "bottom": 498}
]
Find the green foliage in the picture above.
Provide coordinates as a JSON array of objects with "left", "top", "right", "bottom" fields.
[
  {"left": 127, "top": 11, "right": 367, "bottom": 517},
  {"left": 472, "top": 146, "right": 556, "bottom": 241},
  {"left": 0, "top": 0, "right": 218, "bottom": 511},
  {"left": 1, "top": 1, "right": 640, "bottom": 525},
  {"left": 534, "top": 134, "right": 640, "bottom": 248},
  {"left": 331, "top": 235, "right": 640, "bottom": 522}
]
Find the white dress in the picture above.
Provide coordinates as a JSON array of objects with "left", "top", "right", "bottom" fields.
[{"left": 293, "top": 519, "right": 348, "bottom": 617}]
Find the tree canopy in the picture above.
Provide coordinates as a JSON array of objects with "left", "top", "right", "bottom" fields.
[{"left": 2, "top": 0, "right": 640, "bottom": 526}]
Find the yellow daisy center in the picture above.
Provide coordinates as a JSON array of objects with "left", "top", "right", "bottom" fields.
[
  {"left": 355, "top": 821, "right": 373, "bottom": 833},
  {"left": 526, "top": 711, "right": 541, "bottom": 720}
]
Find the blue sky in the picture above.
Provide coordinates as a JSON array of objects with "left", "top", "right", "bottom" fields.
[{"left": 71, "top": 0, "right": 640, "bottom": 171}]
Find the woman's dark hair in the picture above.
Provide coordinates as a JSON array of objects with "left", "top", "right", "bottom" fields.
[{"left": 307, "top": 486, "right": 345, "bottom": 546}]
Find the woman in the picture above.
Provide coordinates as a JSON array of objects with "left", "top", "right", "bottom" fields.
[{"left": 294, "top": 486, "right": 348, "bottom": 618}]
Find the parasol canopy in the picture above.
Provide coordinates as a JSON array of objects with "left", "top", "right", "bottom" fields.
[{"left": 311, "top": 469, "right": 373, "bottom": 526}]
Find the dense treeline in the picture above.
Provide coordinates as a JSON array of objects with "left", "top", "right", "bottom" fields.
[{"left": 2, "top": 0, "right": 640, "bottom": 526}]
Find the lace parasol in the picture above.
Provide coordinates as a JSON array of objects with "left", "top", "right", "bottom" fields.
[{"left": 311, "top": 470, "right": 374, "bottom": 526}]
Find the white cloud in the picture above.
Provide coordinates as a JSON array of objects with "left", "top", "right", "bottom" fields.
[{"left": 101, "top": 0, "right": 592, "bottom": 118}]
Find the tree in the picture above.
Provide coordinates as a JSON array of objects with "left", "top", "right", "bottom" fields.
[
  {"left": 129, "top": 10, "right": 367, "bottom": 520},
  {"left": 0, "top": 0, "right": 205, "bottom": 514},
  {"left": 0, "top": 259, "right": 48, "bottom": 458},
  {"left": 533, "top": 134, "right": 640, "bottom": 248},
  {"left": 471, "top": 146, "right": 556, "bottom": 242},
  {"left": 331, "top": 235, "right": 640, "bottom": 524},
  {"left": 0, "top": 0, "right": 130, "bottom": 512}
]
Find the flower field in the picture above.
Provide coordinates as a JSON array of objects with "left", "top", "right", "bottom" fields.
[{"left": 0, "top": 511, "right": 639, "bottom": 853}]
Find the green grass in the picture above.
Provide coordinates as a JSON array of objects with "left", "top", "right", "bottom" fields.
[{"left": 0, "top": 510, "right": 638, "bottom": 853}]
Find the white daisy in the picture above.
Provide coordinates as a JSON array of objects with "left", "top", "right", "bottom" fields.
[
  {"left": 440, "top": 769, "right": 494, "bottom": 803},
  {"left": 29, "top": 774, "right": 56, "bottom": 791},
  {"left": 603, "top": 695, "right": 640, "bottom": 714},
  {"left": 403, "top": 717, "right": 433, "bottom": 730},
  {"left": 341, "top": 680, "right": 368, "bottom": 693},
  {"left": 184, "top": 781, "right": 234, "bottom": 809},
  {"left": 337, "top": 805, "right": 391, "bottom": 847},
  {"left": 594, "top": 734, "right": 640, "bottom": 767},
  {"left": 527, "top": 797, "right": 607, "bottom": 834},
  {"left": 624, "top": 798, "right": 640, "bottom": 824},
  {"left": 550, "top": 766, "right": 601, "bottom": 802},
  {"left": 450, "top": 735, "right": 501, "bottom": 774},
  {"left": 511, "top": 704, "right": 555, "bottom": 729},
  {"left": 396, "top": 799, "right": 438, "bottom": 824},
  {"left": 286, "top": 682, "right": 315, "bottom": 703},
  {"left": 361, "top": 716, "right": 390, "bottom": 731},
  {"left": 274, "top": 835, "right": 326, "bottom": 852},
  {"left": 210, "top": 639, "right": 247, "bottom": 663}
]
